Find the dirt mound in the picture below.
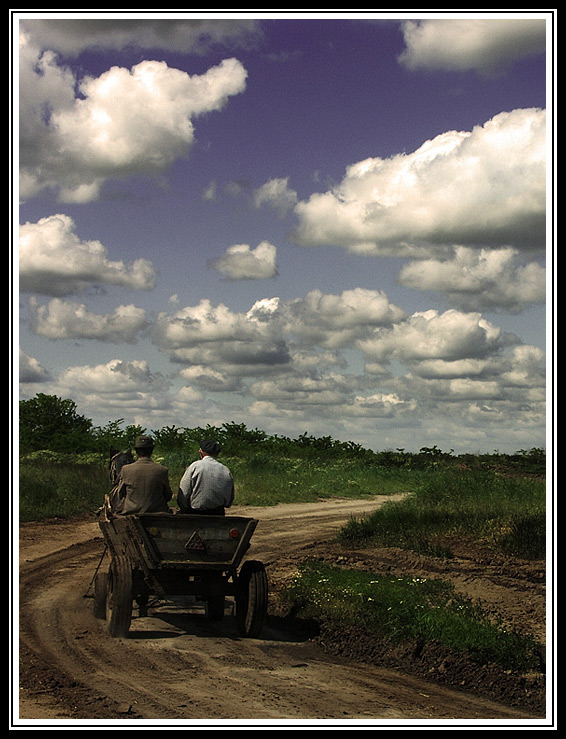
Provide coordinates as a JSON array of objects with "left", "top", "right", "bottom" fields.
[{"left": 313, "top": 623, "right": 545, "bottom": 715}]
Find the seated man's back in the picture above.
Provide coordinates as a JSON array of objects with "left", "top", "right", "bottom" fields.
[
  {"left": 178, "top": 441, "right": 234, "bottom": 515},
  {"left": 114, "top": 436, "right": 173, "bottom": 515}
]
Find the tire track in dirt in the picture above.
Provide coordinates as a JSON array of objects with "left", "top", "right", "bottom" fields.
[{"left": 16, "top": 496, "right": 545, "bottom": 725}]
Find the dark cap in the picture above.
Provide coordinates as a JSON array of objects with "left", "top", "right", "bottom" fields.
[
  {"left": 200, "top": 440, "right": 221, "bottom": 456},
  {"left": 134, "top": 435, "right": 154, "bottom": 449}
]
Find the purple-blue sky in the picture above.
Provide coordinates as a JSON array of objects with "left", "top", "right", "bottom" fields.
[{"left": 15, "top": 11, "right": 553, "bottom": 454}]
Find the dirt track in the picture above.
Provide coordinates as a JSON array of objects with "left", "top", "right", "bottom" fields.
[{"left": 15, "top": 495, "right": 550, "bottom": 727}]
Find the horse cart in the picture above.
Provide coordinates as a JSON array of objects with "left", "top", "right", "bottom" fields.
[{"left": 93, "top": 506, "right": 268, "bottom": 639}]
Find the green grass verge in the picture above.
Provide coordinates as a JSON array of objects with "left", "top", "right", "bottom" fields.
[{"left": 283, "top": 561, "right": 542, "bottom": 673}]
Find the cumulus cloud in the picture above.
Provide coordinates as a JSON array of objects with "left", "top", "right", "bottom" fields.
[
  {"left": 151, "top": 298, "right": 291, "bottom": 374},
  {"left": 290, "top": 108, "right": 546, "bottom": 255},
  {"left": 23, "top": 356, "right": 210, "bottom": 432},
  {"left": 19, "top": 30, "right": 247, "bottom": 202},
  {"left": 20, "top": 214, "right": 156, "bottom": 296},
  {"left": 357, "top": 309, "right": 510, "bottom": 364},
  {"left": 19, "top": 347, "right": 51, "bottom": 383},
  {"left": 141, "top": 291, "right": 545, "bottom": 445},
  {"left": 390, "top": 342, "right": 545, "bottom": 408},
  {"left": 20, "top": 18, "right": 262, "bottom": 57},
  {"left": 250, "top": 373, "right": 354, "bottom": 409},
  {"left": 179, "top": 365, "right": 242, "bottom": 393},
  {"left": 254, "top": 177, "right": 298, "bottom": 218},
  {"left": 398, "top": 247, "right": 546, "bottom": 312},
  {"left": 152, "top": 288, "right": 406, "bottom": 374},
  {"left": 284, "top": 288, "right": 407, "bottom": 348},
  {"left": 59, "top": 358, "right": 161, "bottom": 393},
  {"left": 22, "top": 294, "right": 545, "bottom": 453},
  {"left": 43, "top": 359, "right": 172, "bottom": 425},
  {"left": 28, "top": 298, "right": 148, "bottom": 343},
  {"left": 209, "top": 241, "right": 278, "bottom": 280},
  {"left": 398, "top": 18, "right": 546, "bottom": 74},
  {"left": 340, "top": 392, "right": 418, "bottom": 419}
]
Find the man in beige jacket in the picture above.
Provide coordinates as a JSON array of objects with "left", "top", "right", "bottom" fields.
[{"left": 114, "top": 435, "right": 173, "bottom": 515}]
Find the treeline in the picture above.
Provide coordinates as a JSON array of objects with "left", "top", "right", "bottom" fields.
[{"left": 19, "top": 393, "right": 546, "bottom": 475}]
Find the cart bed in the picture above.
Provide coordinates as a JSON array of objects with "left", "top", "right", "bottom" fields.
[{"left": 99, "top": 513, "right": 258, "bottom": 572}]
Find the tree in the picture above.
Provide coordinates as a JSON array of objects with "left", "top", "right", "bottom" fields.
[{"left": 19, "top": 394, "right": 94, "bottom": 452}]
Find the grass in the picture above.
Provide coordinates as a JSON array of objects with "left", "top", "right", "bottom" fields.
[
  {"left": 220, "top": 453, "right": 418, "bottom": 505},
  {"left": 17, "top": 449, "right": 415, "bottom": 521},
  {"left": 18, "top": 454, "right": 111, "bottom": 521},
  {"left": 339, "top": 467, "right": 546, "bottom": 560},
  {"left": 283, "top": 561, "right": 542, "bottom": 673}
]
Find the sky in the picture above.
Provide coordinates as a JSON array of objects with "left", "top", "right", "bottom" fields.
[{"left": 13, "top": 11, "right": 554, "bottom": 455}]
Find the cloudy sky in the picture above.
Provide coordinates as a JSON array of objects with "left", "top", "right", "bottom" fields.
[{"left": 14, "top": 11, "right": 553, "bottom": 454}]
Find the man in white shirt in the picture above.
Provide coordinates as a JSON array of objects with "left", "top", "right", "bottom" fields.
[{"left": 177, "top": 440, "right": 235, "bottom": 515}]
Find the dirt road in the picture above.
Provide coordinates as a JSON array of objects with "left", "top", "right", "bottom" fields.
[{"left": 15, "top": 495, "right": 549, "bottom": 726}]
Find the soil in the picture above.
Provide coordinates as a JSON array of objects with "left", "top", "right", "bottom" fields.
[{"left": 14, "top": 495, "right": 552, "bottom": 727}]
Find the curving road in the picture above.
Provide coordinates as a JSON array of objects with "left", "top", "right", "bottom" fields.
[{"left": 16, "top": 496, "right": 538, "bottom": 725}]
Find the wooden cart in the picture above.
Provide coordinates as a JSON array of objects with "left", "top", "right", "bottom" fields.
[{"left": 94, "top": 509, "right": 268, "bottom": 639}]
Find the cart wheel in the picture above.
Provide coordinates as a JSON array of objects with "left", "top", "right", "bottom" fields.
[
  {"left": 236, "top": 560, "right": 268, "bottom": 637},
  {"left": 93, "top": 570, "right": 108, "bottom": 619},
  {"left": 206, "top": 595, "right": 226, "bottom": 621},
  {"left": 106, "top": 556, "right": 133, "bottom": 638}
]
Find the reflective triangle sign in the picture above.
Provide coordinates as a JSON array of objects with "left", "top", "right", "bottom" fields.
[{"left": 185, "top": 531, "right": 206, "bottom": 551}]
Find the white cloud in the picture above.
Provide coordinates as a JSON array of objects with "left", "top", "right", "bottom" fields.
[
  {"left": 398, "top": 247, "right": 546, "bottom": 312},
  {"left": 151, "top": 298, "right": 291, "bottom": 373},
  {"left": 341, "top": 393, "right": 418, "bottom": 419},
  {"left": 59, "top": 358, "right": 162, "bottom": 393},
  {"left": 290, "top": 108, "right": 546, "bottom": 254},
  {"left": 357, "top": 309, "right": 509, "bottom": 364},
  {"left": 28, "top": 298, "right": 148, "bottom": 343},
  {"left": 19, "top": 31, "right": 247, "bottom": 202},
  {"left": 284, "top": 288, "right": 407, "bottom": 348},
  {"left": 179, "top": 365, "right": 242, "bottom": 392},
  {"left": 20, "top": 18, "right": 261, "bottom": 57},
  {"left": 202, "top": 181, "right": 218, "bottom": 202},
  {"left": 254, "top": 177, "right": 298, "bottom": 218},
  {"left": 250, "top": 373, "right": 354, "bottom": 409},
  {"left": 152, "top": 288, "right": 406, "bottom": 374},
  {"left": 390, "top": 342, "right": 545, "bottom": 405},
  {"left": 21, "top": 303, "right": 545, "bottom": 453},
  {"left": 19, "top": 347, "right": 51, "bottom": 383},
  {"left": 209, "top": 241, "right": 278, "bottom": 280},
  {"left": 20, "top": 214, "right": 156, "bottom": 296},
  {"left": 398, "top": 18, "right": 546, "bottom": 74},
  {"left": 498, "top": 345, "right": 546, "bottom": 390},
  {"left": 40, "top": 358, "right": 176, "bottom": 429},
  {"left": 140, "top": 293, "right": 546, "bottom": 449}
]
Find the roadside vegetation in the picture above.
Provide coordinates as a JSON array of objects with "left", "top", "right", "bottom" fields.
[
  {"left": 282, "top": 561, "right": 542, "bottom": 673},
  {"left": 17, "top": 393, "right": 547, "bottom": 674}
]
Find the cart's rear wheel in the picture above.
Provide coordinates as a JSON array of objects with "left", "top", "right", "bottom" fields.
[
  {"left": 106, "top": 556, "right": 132, "bottom": 638},
  {"left": 93, "top": 569, "right": 108, "bottom": 619},
  {"left": 236, "top": 560, "right": 268, "bottom": 637}
]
